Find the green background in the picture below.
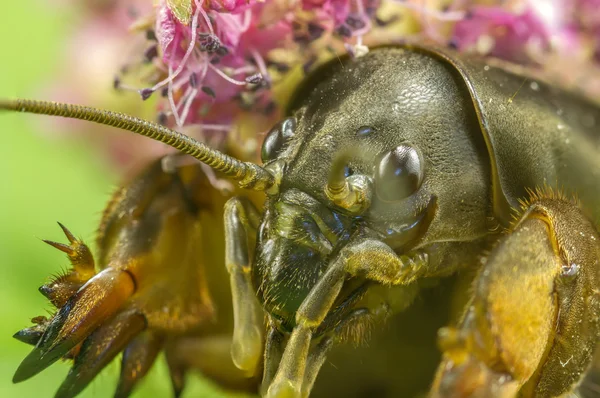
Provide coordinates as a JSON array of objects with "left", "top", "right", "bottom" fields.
[{"left": 0, "top": 1, "right": 234, "bottom": 397}]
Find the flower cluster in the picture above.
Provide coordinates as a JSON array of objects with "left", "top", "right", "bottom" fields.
[
  {"left": 43, "top": 0, "right": 600, "bottom": 169},
  {"left": 121, "top": 0, "right": 388, "bottom": 130}
]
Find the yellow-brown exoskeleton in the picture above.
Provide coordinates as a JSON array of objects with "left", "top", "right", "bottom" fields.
[{"left": 4, "top": 44, "right": 600, "bottom": 398}]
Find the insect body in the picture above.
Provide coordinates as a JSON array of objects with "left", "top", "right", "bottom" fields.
[{"left": 4, "top": 45, "right": 600, "bottom": 397}]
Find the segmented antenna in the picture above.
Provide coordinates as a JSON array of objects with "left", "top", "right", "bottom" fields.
[{"left": 0, "top": 98, "right": 274, "bottom": 190}]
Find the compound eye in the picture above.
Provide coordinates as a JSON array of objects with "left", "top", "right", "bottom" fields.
[
  {"left": 261, "top": 117, "right": 296, "bottom": 163},
  {"left": 375, "top": 144, "right": 423, "bottom": 201}
]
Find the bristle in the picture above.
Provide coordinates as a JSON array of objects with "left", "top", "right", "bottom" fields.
[
  {"left": 334, "top": 308, "right": 374, "bottom": 347},
  {"left": 39, "top": 279, "right": 84, "bottom": 309},
  {"left": 510, "top": 182, "right": 580, "bottom": 230}
]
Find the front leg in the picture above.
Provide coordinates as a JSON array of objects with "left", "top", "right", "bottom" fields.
[
  {"left": 431, "top": 193, "right": 600, "bottom": 397},
  {"left": 265, "top": 233, "right": 435, "bottom": 398},
  {"left": 224, "top": 197, "right": 265, "bottom": 376}
]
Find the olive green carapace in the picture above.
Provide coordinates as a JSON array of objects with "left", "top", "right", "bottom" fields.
[{"left": 4, "top": 45, "right": 600, "bottom": 398}]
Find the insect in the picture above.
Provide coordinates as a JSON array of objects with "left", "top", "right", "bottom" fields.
[{"left": 4, "top": 44, "right": 600, "bottom": 398}]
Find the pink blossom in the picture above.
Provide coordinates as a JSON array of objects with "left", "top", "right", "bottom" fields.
[
  {"left": 37, "top": 0, "right": 600, "bottom": 171},
  {"left": 205, "top": 0, "right": 257, "bottom": 13},
  {"left": 141, "top": 1, "right": 292, "bottom": 129},
  {"left": 452, "top": 6, "right": 550, "bottom": 63}
]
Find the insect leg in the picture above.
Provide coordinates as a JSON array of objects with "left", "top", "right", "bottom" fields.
[
  {"left": 224, "top": 196, "right": 264, "bottom": 376},
  {"left": 266, "top": 236, "right": 431, "bottom": 398},
  {"left": 265, "top": 259, "right": 346, "bottom": 398},
  {"left": 13, "top": 158, "right": 259, "bottom": 397},
  {"left": 262, "top": 324, "right": 285, "bottom": 395},
  {"left": 13, "top": 267, "right": 136, "bottom": 384},
  {"left": 300, "top": 307, "right": 377, "bottom": 398},
  {"left": 163, "top": 334, "right": 259, "bottom": 395},
  {"left": 431, "top": 194, "right": 600, "bottom": 397},
  {"left": 54, "top": 309, "right": 146, "bottom": 398},
  {"left": 301, "top": 335, "right": 334, "bottom": 398},
  {"left": 342, "top": 238, "right": 429, "bottom": 285}
]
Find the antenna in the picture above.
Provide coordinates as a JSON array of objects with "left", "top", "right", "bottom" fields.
[{"left": 0, "top": 98, "right": 275, "bottom": 191}]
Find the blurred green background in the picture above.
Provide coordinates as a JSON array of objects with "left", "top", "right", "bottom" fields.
[{"left": 0, "top": 1, "right": 235, "bottom": 397}]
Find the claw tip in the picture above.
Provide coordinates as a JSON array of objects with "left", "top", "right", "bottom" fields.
[
  {"left": 12, "top": 348, "right": 45, "bottom": 383},
  {"left": 43, "top": 239, "right": 73, "bottom": 255},
  {"left": 57, "top": 222, "right": 77, "bottom": 243}
]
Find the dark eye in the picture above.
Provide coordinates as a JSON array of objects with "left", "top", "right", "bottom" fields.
[
  {"left": 375, "top": 145, "right": 424, "bottom": 201},
  {"left": 261, "top": 117, "right": 296, "bottom": 163}
]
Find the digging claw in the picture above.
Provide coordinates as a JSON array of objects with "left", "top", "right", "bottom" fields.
[
  {"left": 13, "top": 317, "right": 48, "bottom": 346},
  {"left": 13, "top": 268, "right": 135, "bottom": 383},
  {"left": 13, "top": 328, "right": 44, "bottom": 346},
  {"left": 39, "top": 223, "right": 96, "bottom": 307},
  {"left": 54, "top": 310, "right": 146, "bottom": 398}
]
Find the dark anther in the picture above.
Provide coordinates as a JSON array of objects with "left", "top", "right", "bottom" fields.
[
  {"left": 139, "top": 88, "right": 154, "bottom": 101},
  {"left": 202, "top": 86, "right": 216, "bottom": 98},
  {"left": 375, "top": 14, "right": 400, "bottom": 27},
  {"left": 293, "top": 34, "right": 310, "bottom": 45},
  {"left": 144, "top": 45, "right": 158, "bottom": 63},
  {"left": 189, "top": 73, "right": 198, "bottom": 88},
  {"left": 365, "top": 0, "right": 380, "bottom": 14},
  {"left": 365, "top": 5, "right": 378, "bottom": 17},
  {"left": 161, "top": 87, "right": 169, "bottom": 97},
  {"left": 357, "top": 126, "right": 374, "bottom": 137},
  {"left": 307, "top": 22, "right": 325, "bottom": 40},
  {"left": 113, "top": 76, "right": 121, "bottom": 90},
  {"left": 245, "top": 73, "right": 263, "bottom": 85},
  {"left": 249, "top": 83, "right": 263, "bottom": 93},
  {"left": 157, "top": 112, "right": 168, "bottom": 126},
  {"left": 216, "top": 46, "right": 229, "bottom": 56},
  {"left": 336, "top": 24, "right": 352, "bottom": 38},
  {"left": 146, "top": 29, "right": 157, "bottom": 41},
  {"left": 210, "top": 57, "right": 221, "bottom": 65},
  {"left": 345, "top": 15, "right": 366, "bottom": 30},
  {"left": 270, "top": 62, "right": 290, "bottom": 73},
  {"left": 448, "top": 39, "right": 459, "bottom": 49},
  {"left": 198, "top": 33, "right": 221, "bottom": 53}
]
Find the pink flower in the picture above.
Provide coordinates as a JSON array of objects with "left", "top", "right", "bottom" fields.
[
  {"left": 143, "top": 1, "right": 292, "bottom": 129},
  {"left": 301, "top": 0, "right": 380, "bottom": 37},
  {"left": 205, "top": 0, "right": 257, "bottom": 13},
  {"left": 36, "top": 0, "right": 600, "bottom": 171},
  {"left": 452, "top": 6, "right": 550, "bottom": 63}
]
